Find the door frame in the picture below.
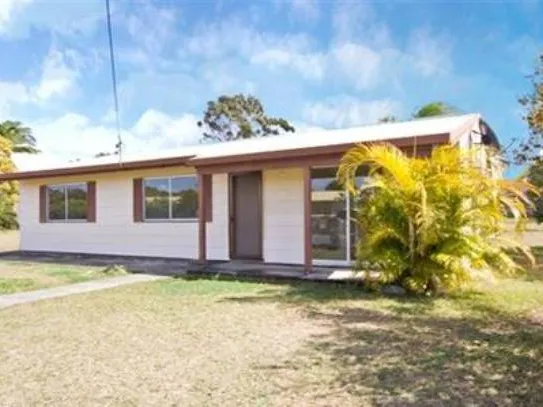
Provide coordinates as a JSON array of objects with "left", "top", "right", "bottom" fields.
[{"left": 228, "top": 171, "right": 263, "bottom": 260}]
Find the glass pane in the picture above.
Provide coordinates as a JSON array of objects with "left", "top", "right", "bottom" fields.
[
  {"left": 48, "top": 186, "right": 66, "bottom": 220},
  {"left": 350, "top": 176, "right": 370, "bottom": 260},
  {"left": 171, "top": 176, "right": 198, "bottom": 219},
  {"left": 67, "top": 184, "right": 88, "bottom": 220},
  {"left": 311, "top": 167, "right": 347, "bottom": 260},
  {"left": 144, "top": 178, "right": 170, "bottom": 219}
]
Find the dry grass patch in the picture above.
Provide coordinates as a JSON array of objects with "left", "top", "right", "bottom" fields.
[
  {"left": 0, "top": 261, "right": 126, "bottom": 294},
  {"left": 0, "top": 230, "right": 18, "bottom": 253},
  {"left": 0, "top": 279, "right": 327, "bottom": 406},
  {"left": 1, "top": 273, "right": 542, "bottom": 406}
]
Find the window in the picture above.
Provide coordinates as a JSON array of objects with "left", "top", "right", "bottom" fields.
[
  {"left": 47, "top": 183, "right": 88, "bottom": 221},
  {"left": 144, "top": 176, "right": 198, "bottom": 220},
  {"left": 311, "top": 167, "right": 369, "bottom": 263},
  {"left": 311, "top": 167, "right": 347, "bottom": 261}
]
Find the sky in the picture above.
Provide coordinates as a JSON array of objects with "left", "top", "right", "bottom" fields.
[{"left": 0, "top": 0, "right": 541, "bottom": 175}]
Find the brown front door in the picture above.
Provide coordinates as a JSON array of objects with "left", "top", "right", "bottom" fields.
[{"left": 230, "top": 172, "right": 263, "bottom": 260}]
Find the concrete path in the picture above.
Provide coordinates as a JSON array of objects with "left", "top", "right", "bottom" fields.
[{"left": 0, "top": 274, "right": 169, "bottom": 310}]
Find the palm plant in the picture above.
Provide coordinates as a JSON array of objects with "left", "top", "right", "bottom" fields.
[
  {"left": 0, "top": 120, "right": 39, "bottom": 154},
  {"left": 338, "top": 144, "right": 535, "bottom": 294},
  {"left": 412, "top": 102, "right": 456, "bottom": 118}
]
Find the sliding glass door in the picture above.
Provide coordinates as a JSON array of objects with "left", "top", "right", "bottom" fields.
[{"left": 310, "top": 167, "right": 367, "bottom": 265}]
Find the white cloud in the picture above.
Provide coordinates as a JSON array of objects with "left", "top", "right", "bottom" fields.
[
  {"left": 1, "top": 2, "right": 457, "bottom": 167},
  {"left": 0, "top": 47, "right": 83, "bottom": 116},
  {"left": 35, "top": 48, "right": 81, "bottom": 101},
  {"left": 131, "top": 109, "right": 202, "bottom": 149},
  {"left": 250, "top": 48, "right": 325, "bottom": 80},
  {"left": 179, "top": 15, "right": 452, "bottom": 94},
  {"left": 0, "top": 0, "right": 32, "bottom": 31},
  {"left": 12, "top": 109, "right": 329, "bottom": 171},
  {"left": 0, "top": 80, "right": 30, "bottom": 115},
  {"left": 303, "top": 97, "right": 401, "bottom": 128},
  {"left": 0, "top": 0, "right": 101, "bottom": 37},
  {"left": 407, "top": 29, "right": 452, "bottom": 77},
  {"left": 332, "top": 1, "right": 380, "bottom": 43},
  {"left": 28, "top": 113, "right": 123, "bottom": 159},
  {"left": 16, "top": 109, "right": 203, "bottom": 167},
  {"left": 183, "top": 18, "right": 314, "bottom": 61},
  {"left": 119, "top": 0, "right": 178, "bottom": 68},
  {"left": 331, "top": 42, "right": 383, "bottom": 90}
]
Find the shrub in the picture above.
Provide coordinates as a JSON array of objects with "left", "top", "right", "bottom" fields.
[
  {"left": 338, "top": 144, "right": 535, "bottom": 295},
  {"left": 0, "top": 138, "right": 18, "bottom": 230}
]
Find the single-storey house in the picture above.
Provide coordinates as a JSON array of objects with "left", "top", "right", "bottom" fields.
[{"left": 0, "top": 113, "right": 499, "bottom": 271}]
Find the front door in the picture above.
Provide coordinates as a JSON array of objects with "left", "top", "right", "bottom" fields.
[{"left": 230, "top": 172, "right": 263, "bottom": 259}]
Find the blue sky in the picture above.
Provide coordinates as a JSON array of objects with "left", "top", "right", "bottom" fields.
[{"left": 0, "top": 0, "right": 541, "bottom": 175}]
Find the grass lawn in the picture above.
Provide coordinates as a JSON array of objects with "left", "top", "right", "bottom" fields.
[
  {"left": 1, "top": 267, "right": 542, "bottom": 406},
  {"left": 0, "top": 231, "right": 126, "bottom": 294},
  {"left": 0, "top": 261, "right": 126, "bottom": 294}
]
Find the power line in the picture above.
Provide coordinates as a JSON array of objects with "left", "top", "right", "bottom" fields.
[{"left": 105, "top": 0, "right": 123, "bottom": 163}]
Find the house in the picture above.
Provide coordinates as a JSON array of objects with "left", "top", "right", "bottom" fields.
[{"left": 0, "top": 113, "right": 499, "bottom": 271}]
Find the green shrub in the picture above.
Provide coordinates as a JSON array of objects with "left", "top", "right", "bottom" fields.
[
  {"left": 0, "top": 138, "right": 18, "bottom": 230},
  {"left": 338, "top": 144, "right": 535, "bottom": 295}
]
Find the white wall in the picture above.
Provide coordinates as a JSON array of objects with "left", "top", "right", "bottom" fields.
[
  {"left": 262, "top": 168, "right": 304, "bottom": 264},
  {"left": 206, "top": 174, "right": 229, "bottom": 261},
  {"left": 19, "top": 167, "right": 306, "bottom": 263},
  {"left": 19, "top": 167, "right": 226, "bottom": 259},
  {"left": 455, "top": 121, "right": 504, "bottom": 179}
]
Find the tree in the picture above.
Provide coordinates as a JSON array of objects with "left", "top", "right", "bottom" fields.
[
  {"left": 526, "top": 159, "right": 543, "bottom": 222},
  {"left": 515, "top": 52, "right": 543, "bottom": 164},
  {"left": 378, "top": 115, "right": 398, "bottom": 123},
  {"left": 197, "top": 94, "right": 295, "bottom": 142},
  {"left": 0, "top": 138, "right": 18, "bottom": 229},
  {"left": 94, "top": 151, "right": 118, "bottom": 158},
  {"left": 377, "top": 102, "right": 457, "bottom": 125},
  {"left": 338, "top": 144, "right": 534, "bottom": 294},
  {"left": 0, "top": 121, "right": 39, "bottom": 154},
  {"left": 412, "top": 102, "right": 456, "bottom": 118}
]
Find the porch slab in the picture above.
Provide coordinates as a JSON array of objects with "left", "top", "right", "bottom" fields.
[
  {"left": 188, "top": 260, "right": 364, "bottom": 283},
  {"left": 0, "top": 252, "right": 364, "bottom": 283}
]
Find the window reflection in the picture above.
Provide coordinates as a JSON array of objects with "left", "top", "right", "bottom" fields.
[
  {"left": 144, "top": 176, "right": 198, "bottom": 220},
  {"left": 311, "top": 167, "right": 368, "bottom": 262},
  {"left": 311, "top": 168, "right": 347, "bottom": 260}
]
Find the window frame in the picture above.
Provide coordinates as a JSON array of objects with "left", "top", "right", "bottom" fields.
[
  {"left": 142, "top": 174, "right": 198, "bottom": 222},
  {"left": 310, "top": 165, "right": 370, "bottom": 266},
  {"left": 46, "top": 182, "right": 89, "bottom": 223}
]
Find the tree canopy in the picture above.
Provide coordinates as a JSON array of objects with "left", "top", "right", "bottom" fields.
[
  {"left": 378, "top": 102, "right": 457, "bottom": 124},
  {"left": 378, "top": 115, "right": 398, "bottom": 123},
  {"left": 526, "top": 158, "right": 543, "bottom": 222},
  {"left": 0, "top": 138, "right": 18, "bottom": 229},
  {"left": 515, "top": 52, "right": 543, "bottom": 164},
  {"left": 0, "top": 121, "right": 39, "bottom": 154},
  {"left": 412, "top": 102, "right": 457, "bottom": 118},
  {"left": 197, "top": 94, "right": 295, "bottom": 142}
]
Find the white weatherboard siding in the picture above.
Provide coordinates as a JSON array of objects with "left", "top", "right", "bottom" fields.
[
  {"left": 19, "top": 168, "right": 305, "bottom": 262},
  {"left": 206, "top": 174, "right": 229, "bottom": 260},
  {"left": 262, "top": 168, "right": 304, "bottom": 264},
  {"left": 18, "top": 167, "right": 227, "bottom": 259},
  {"left": 18, "top": 168, "right": 306, "bottom": 261}
]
